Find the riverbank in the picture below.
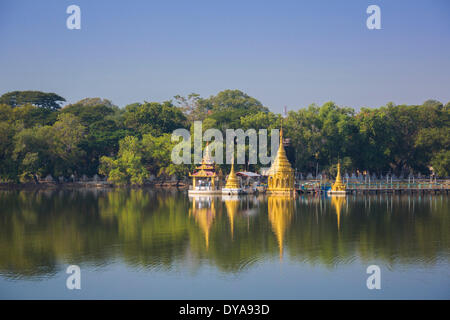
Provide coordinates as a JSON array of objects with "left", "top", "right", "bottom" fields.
[{"left": 0, "top": 181, "right": 190, "bottom": 190}]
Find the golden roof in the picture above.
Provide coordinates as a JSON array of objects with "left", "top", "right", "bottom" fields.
[
  {"left": 331, "top": 162, "right": 346, "bottom": 191},
  {"left": 189, "top": 142, "right": 217, "bottom": 177},
  {"left": 267, "top": 128, "right": 294, "bottom": 176}
]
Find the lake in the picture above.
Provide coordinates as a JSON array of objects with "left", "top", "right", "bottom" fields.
[{"left": 0, "top": 189, "right": 448, "bottom": 299}]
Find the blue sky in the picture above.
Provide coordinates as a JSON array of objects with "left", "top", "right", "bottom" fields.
[{"left": 1, "top": 0, "right": 449, "bottom": 112}]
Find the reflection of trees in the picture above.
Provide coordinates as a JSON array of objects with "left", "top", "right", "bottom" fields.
[
  {"left": 287, "top": 195, "right": 450, "bottom": 267},
  {"left": 0, "top": 191, "right": 448, "bottom": 278}
]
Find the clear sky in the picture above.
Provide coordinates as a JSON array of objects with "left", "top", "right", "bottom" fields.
[{"left": 1, "top": 0, "right": 449, "bottom": 112}]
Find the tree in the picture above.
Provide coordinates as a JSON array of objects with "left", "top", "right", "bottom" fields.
[
  {"left": 196, "top": 90, "right": 269, "bottom": 131},
  {"left": 430, "top": 151, "right": 450, "bottom": 177},
  {"left": 123, "top": 101, "right": 187, "bottom": 137},
  {"left": 174, "top": 93, "right": 203, "bottom": 121},
  {"left": 240, "top": 111, "right": 282, "bottom": 130},
  {"left": 61, "top": 99, "right": 126, "bottom": 175},
  {"left": 13, "top": 125, "right": 55, "bottom": 180},
  {"left": 51, "top": 113, "right": 86, "bottom": 168},
  {"left": 100, "top": 136, "right": 148, "bottom": 185},
  {"left": 0, "top": 121, "right": 18, "bottom": 181},
  {"left": 141, "top": 133, "right": 190, "bottom": 180},
  {"left": 0, "top": 91, "right": 66, "bottom": 110}
]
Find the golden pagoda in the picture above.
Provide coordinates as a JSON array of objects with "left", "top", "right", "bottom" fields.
[
  {"left": 266, "top": 128, "right": 295, "bottom": 195},
  {"left": 268, "top": 196, "right": 293, "bottom": 260},
  {"left": 189, "top": 143, "right": 221, "bottom": 195},
  {"left": 222, "top": 159, "right": 243, "bottom": 194},
  {"left": 328, "top": 162, "right": 347, "bottom": 194}
]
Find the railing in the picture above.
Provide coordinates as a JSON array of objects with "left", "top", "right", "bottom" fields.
[{"left": 296, "top": 180, "right": 450, "bottom": 193}]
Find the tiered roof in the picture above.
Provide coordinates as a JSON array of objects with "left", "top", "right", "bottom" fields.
[
  {"left": 267, "top": 129, "right": 294, "bottom": 176},
  {"left": 189, "top": 143, "right": 217, "bottom": 177}
]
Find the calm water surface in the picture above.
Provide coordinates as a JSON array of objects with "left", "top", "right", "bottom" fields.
[{"left": 0, "top": 189, "right": 448, "bottom": 299}]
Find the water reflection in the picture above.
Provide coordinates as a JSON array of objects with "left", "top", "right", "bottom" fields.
[
  {"left": 222, "top": 195, "right": 240, "bottom": 239},
  {"left": 190, "top": 196, "right": 218, "bottom": 249},
  {"left": 0, "top": 190, "right": 448, "bottom": 279},
  {"left": 268, "top": 196, "right": 293, "bottom": 260},
  {"left": 331, "top": 195, "right": 345, "bottom": 231}
]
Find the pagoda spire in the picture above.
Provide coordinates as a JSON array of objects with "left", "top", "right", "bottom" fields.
[
  {"left": 224, "top": 157, "right": 240, "bottom": 189},
  {"left": 266, "top": 127, "right": 295, "bottom": 194},
  {"left": 330, "top": 161, "right": 346, "bottom": 192}
]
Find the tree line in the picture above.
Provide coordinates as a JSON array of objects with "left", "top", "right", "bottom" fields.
[{"left": 0, "top": 90, "right": 448, "bottom": 184}]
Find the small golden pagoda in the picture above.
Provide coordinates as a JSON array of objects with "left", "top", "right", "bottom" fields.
[
  {"left": 189, "top": 143, "right": 220, "bottom": 194},
  {"left": 329, "top": 162, "right": 347, "bottom": 194},
  {"left": 267, "top": 128, "right": 295, "bottom": 195},
  {"left": 222, "top": 159, "right": 243, "bottom": 194}
]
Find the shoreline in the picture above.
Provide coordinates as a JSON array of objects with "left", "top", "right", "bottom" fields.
[{"left": 0, "top": 182, "right": 190, "bottom": 190}]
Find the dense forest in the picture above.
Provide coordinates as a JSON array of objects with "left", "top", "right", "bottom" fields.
[{"left": 0, "top": 90, "right": 448, "bottom": 184}]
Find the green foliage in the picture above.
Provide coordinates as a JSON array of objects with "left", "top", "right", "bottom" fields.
[
  {"left": 100, "top": 133, "right": 190, "bottom": 185},
  {"left": 0, "top": 91, "right": 65, "bottom": 110},
  {"left": 198, "top": 90, "right": 269, "bottom": 131},
  {"left": 123, "top": 101, "right": 187, "bottom": 137},
  {"left": 240, "top": 111, "right": 282, "bottom": 130},
  {"left": 0, "top": 89, "right": 449, "bottom": 183},
  {"left": 430, "top": 151, "right": 450, "bottom": 177},
  {"left": 141, "top": 133, "right": 189, "bottom": 179},
  {"left": 61, "top": 99, "right": 127, "bottom": 175},
  {"left": 11, "top": 113, "right": 86, "bottom": 178},
  {"left": 100, "top": 136, "right": 148, "bottom": 185}
]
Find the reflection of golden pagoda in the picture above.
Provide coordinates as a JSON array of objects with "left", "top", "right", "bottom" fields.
[
  {"left": 189, "top": 143, "right": 221, "bottom": 195},
  {"left": 267, "top": 129, "right": 295, "bottom": 195},
  {"left": 268, "top": 196, "right": 294, "bottom": 260},
  {"left": 222, "top": 159, "right": 244, "bottom": 195},
  {"left": 331, "top": 196, "right": 346, "bottom": 230},
  {"left": 189, "top": 197, "right": 217, "bottom": 249},
  {"left": 328, "top": 162, "right": 347, "bottom": 194},
  {"left": 223, "top": 196, "right": 240, "bottom": 239}
]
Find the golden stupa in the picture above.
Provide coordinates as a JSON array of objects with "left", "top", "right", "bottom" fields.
[
  {"left": 222, "top": 159, "right": 243, "bottom": 194},
  {"left": 266, "top": 128, "right": 295, "bottom": 195},
  {"left": 329, "top": 162, "right": 347, "bottom": 194}
]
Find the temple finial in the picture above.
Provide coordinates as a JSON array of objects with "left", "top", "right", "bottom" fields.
[{"left": 280, "top": 127, "right": 283, "bottom": 144}]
